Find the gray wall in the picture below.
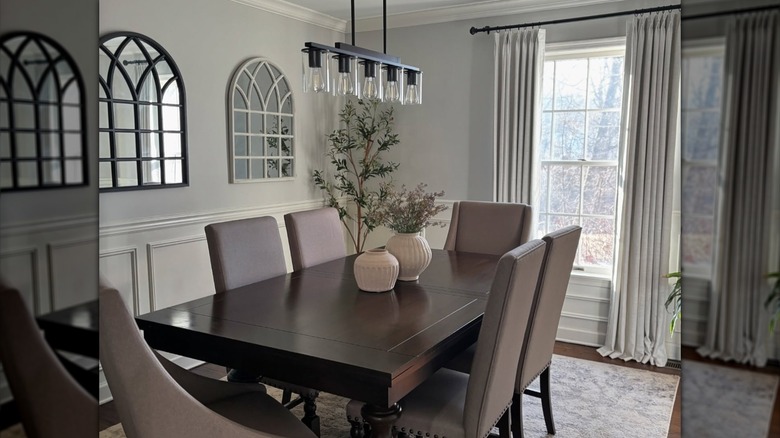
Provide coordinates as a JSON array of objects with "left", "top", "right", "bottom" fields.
[
  {"left": 98, "top": 0, "right": 344, "bottom": 225},
  {"left": 356, "top": 0, "right": 675, "bottom": 201}
]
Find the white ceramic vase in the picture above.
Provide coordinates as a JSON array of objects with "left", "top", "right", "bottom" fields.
[
  {"left": 386, "top": 232, "right": 432, "bottom": 281},
  {"left": 353, "top": 249, "right": 399, "bottom": 292}
]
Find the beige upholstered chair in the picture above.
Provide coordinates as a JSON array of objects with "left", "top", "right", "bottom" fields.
[
  {"left": 346, "top": 239, "right": 548, "bottom": 438},
  {"left": 99, "top": 285, "right": 316, "bottom": 438},
  {"left": 0, "top": 284, "right": 97, "bottom": 438},
  {"left": 445, "top": 225, "right": 582, "bottom": 437},
  {"left": 284, "top": 207, "right": 347, "bottom": 271},
  {"left": 443, "top": 201, "right": 532, "bottom": 256},
  {"left": 205, "top": 216, "right": 320, "bottom": 435}
]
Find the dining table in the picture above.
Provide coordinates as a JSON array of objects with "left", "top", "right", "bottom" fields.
[{"left": 135, "top": 249, "right": 500, "bottom": 437}]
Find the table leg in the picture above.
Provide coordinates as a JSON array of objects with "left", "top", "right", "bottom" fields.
[{"left": 360, "top": 403, "right": 402, "bottom": 438}]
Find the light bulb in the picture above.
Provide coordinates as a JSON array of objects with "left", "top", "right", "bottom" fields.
[
  {"left": 363, "top": 76, "right": 378, "bottom": 99},
  {"left": 385, "top": 80, "right": 400, "bottom": 103},
  {"left": 404, "top": 85, "right": 419, "bottom": 105},
  {"left": 337, "top": 72, "right": 354, "bottom": 96},
  {"left": 311, "top": 67, "right": 327, "bottom": 93}
]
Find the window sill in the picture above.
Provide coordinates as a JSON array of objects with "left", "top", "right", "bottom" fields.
[{"left": 569, "top": 271, "right": 612, "bottom": 288}]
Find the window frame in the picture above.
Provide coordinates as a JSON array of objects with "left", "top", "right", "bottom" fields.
[
  {"left": 98, "top": 31, "right": 189, "bottom": 192},
  {"left": 540, "top": 39, "right": 626, "bottom": 277}
]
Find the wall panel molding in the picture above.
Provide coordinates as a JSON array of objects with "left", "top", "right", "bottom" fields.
[
  {"left": 0, "top": 247, "right": 40, "bottom": 314},
  {"left": 147, "top": 236, "right": 207, "bottom": 312},
  {"left": 100, "top": 246, "right": 140, "bottom": 315}
]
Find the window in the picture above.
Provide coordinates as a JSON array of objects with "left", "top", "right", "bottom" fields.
[
  {"left": 0, "top": 31, "right": 87, "bottom": 190},
  {"left": 681, "top": 44, "right": 724, "bottom": 276},
  {"left": 98, "top": 32, "right": 187, "bottom": 191},
  {"left": 537, "top": 46, "right": 625, "bottom": 274},
  {"left": 229, "top": 58, "right": 293, "bottom": 182}
]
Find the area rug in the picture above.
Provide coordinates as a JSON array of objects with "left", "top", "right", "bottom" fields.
[
  {"left": 682, "top": 360, "right": 778, "bottom": 438},
  {"left": 95, "top": 354, "right": 678, "bottom": 438}
]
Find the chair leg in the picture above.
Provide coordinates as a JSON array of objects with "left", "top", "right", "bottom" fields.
[
  {"left": 497, "top": 409, "right": 510, "bottom": 438},
  {"left": 540, "top": 367, "right": 556, "bottom": 435},
  {"left": 302, "top": 394, "right": 321, "bottom": 437},
  {"left": 510, "top": 392, "right": 524, "bottom": 438},
  {"left": 281, "top": 389, "right": 292, "bottom": 405}
]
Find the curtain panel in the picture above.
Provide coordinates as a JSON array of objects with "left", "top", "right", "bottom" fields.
[
  {"left": 598, "top": 10, "right": 681, "bottom": 367},
  {"left": 698, "top": 10, "right": 780, "bottom": 366},
  {"left": 493, "top": 28, "right": 545, "bottom": 204}
]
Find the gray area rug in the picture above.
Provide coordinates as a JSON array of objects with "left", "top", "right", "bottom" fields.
[
  {"left": 683, "top": 360, "right": 778, "bottom": 438},
  {"left": 92, "top": 354, "right": 679, "bottom": 438}
]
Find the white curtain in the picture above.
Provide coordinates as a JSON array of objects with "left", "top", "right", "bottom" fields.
[
  {"left": 698, "top": 11, "right": 780, "bottom": 367},
  {"left": 493, "top": 28, "right": 545, "bottom": 204},
  {"left": 598, "top": 11, "right": 681, "bottom": 367}
]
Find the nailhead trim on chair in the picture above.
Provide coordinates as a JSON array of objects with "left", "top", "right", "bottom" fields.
[{"left": 519, "top": 361, "right": 551, "bottom": 393}]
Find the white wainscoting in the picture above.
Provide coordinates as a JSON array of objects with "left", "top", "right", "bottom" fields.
[{"left": 0, "top": 215, "right": 98, "bottom": 405}]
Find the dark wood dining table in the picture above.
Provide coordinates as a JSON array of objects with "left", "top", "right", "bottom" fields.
[{"left": 136, "top": 249, "right": 500, "bottom": 437}]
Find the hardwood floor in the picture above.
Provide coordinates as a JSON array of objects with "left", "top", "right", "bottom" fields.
[{"left": 98, "top": 341, "right": 683, "bottom": 435}]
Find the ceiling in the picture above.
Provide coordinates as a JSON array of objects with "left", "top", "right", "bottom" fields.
[{"left": 279, "top": 0, "right": 507, "bottom": 20}]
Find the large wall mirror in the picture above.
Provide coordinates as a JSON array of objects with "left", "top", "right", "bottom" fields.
[
  {"left": 228, "top": 57, "right": 294, "bottom": 182},
  {"left": 98, "top": 32, "right": 188, "bottom": 191},
  {"left": 0, "top": 31, "right": 88, "bottom": 191}
]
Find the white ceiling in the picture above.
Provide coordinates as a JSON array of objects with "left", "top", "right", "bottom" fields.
[{"left": 279, "top": 0, "right": 508, "bottom": 20}]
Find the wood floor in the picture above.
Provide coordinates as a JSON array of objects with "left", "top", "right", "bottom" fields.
[{"left": 98, "top": 341, "right": 684, "bottom": 434}]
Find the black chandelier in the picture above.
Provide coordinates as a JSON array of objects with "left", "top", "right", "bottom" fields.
[{"left": 301, "top": 0, "right": 422, "bottom": 104}]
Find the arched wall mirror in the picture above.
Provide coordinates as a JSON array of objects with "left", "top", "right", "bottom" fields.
[
  {"left": 228, "top": 57, "right": 294, "bottom": 182},
  {"left": 0, "top": 31, "right": 88, "bottom": 191},
  {"left": 98, "top": 32, "right": 188, "bottom": 191}
]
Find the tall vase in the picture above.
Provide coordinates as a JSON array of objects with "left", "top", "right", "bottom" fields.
[
  {"left": 353, "top": 249, "right": 399, "bottom": 292},
  {"left": 386, "top": 232, "right": 432, "bottom": 281}
]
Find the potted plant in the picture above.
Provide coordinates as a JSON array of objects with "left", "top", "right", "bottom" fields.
[
  {"left": 664, "top": 271, "right": 682, "bottom": 336},
  {"left": 313, "top": 99, "right": 399, "bottom": 254},
  {"left": 763, "top": 271, "right": 780, "bottom": 332},
  {"left": 379, "top": 183, "right": 448, "bottom": 281}
]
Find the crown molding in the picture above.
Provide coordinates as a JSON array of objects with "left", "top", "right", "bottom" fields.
[
  {"left": 231, "top": 0, "right": 347, "bottom": 32},
  {"left": 354, "top": 0, "right": 623, "bottom": 32}
]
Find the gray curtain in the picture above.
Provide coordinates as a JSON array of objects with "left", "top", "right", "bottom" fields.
[
  {"left": 698, "top": 11, "right": 779, "bottom": 367},
  {"left": 598, "top": 11, "right": 681, "bottom": 367},
  {"left": 493, "top": 28, "right": 545, "bottom": 204}
]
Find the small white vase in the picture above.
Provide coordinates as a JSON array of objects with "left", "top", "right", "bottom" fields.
[
  {"left": 386, "top": 232, "right": 432, "bottom": 281},
  {"left": 353, "top": 249, "right": 399, "bottom": 292}
]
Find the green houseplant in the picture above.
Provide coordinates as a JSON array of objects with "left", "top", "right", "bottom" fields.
[
  {"left": 763, "top": 271, "right": 780, "bottom": 332},
  {"left": 313, "top": 99, "right": 399, "bottom": 254},
  {"left": 664, "top": 271, "right": 682, "bottom": 335}
]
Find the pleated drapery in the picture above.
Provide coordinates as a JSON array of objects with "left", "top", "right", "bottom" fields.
[
  {"left": 698, "top": 11, "right": 780, "bottom": 367},
  {"left": 493, "top": 28, "right": 545, "bottom": 204},
  {"left": 598, "top": 11, "right": 681, "bottom": 367}
]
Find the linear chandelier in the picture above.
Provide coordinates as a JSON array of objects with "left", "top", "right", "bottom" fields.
[{"left": 301, "top": 0, "right": 422, "bottom": 105}]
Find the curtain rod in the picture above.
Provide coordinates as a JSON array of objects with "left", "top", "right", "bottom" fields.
[
  {"left": 469, "top": 4, "right": 680, "bottom": 35},
  {"left": 682, "top": 4, "right": 779, "bottom": 21}
]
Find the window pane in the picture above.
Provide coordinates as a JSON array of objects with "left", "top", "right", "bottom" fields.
[
  {"left": 682, "top": 216, "right": 714, "bottom": 267},
  {"left": 540, "top": 112, "right": 552, "bottom": 160},
  {"left": 234, "top": 135, "right": 247, "bottom": 157},
  {"left": 682, "top": 165, "right": 717, "bottom": 216},
  {"left": 682, "top": 56, "right": 723, "bottom": 110},
  {"left": 99, "top": 162, "right": 113, "bottom": 188},
  {"left": 581, "top": 217, "right": 614, "bottom": 267},
  {"left": 552, "top": 111, "right": 585, "bottom": 160},
  {"left": 586, "top": 111, "right": 620, "bottom": 160},
  {"left": 117, "top": 161, "right": 137, "bottom": 187},
  {"left": 682, "top": 110, "right": 720, "bottom": 161},
  {"left": 538, "top": 164, "right": 549, "bottom": 213},
  {"left": 582, "top": 166, "right": 617, "bottom": 215},
  {"left": 553, "top": 59, "right": 587, "bottom": 110},
  {"left": 549, "top": 165, "right": 581, "bottom": 214},
  {"left": 588, "top": 56, "right": 623, "bottom": 109},
  {"left": 164, "top": 159, "right": 183, "bottom": 184},
  {"left": 235, "top": 159, "right": 249, "bottom": 180},
  {"left": 542, "top": 61, "right": 554, "bottom": 111}
]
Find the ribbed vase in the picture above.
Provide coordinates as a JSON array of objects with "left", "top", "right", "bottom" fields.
[
  {"left": 386, "top": 232, "right": 432, "bottom": 281},
  {"left": 353, "top": 249, "right": 399, "bottom": 292}
]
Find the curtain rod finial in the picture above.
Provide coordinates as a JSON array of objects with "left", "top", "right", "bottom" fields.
[{"left": 469, "top": 26, "right": 478, "bottom": 35}]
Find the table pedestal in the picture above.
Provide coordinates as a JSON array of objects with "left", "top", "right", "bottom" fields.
[{"left": 361, "top": 403, "right": 402, "bottom": 438}]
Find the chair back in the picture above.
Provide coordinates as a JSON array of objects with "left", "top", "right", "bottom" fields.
[
  {"left": 516, "top": 225, "right": 581, "bottom": 391},
  {"left": 99, "top": 285, "right": 283, "bottom": 437},
  {"left": 0, "top": 284, "right": 96, "bottom": 438},
  {"left": 443, "top": 201, "right": 532, "bottom": 255},
  {"left": 284, "top": 207, "right": 347, "bottom": 271},
  {"left": 463, "top": 240, "right": 546, "bottom": 437},
  {"left": 205, "top": 216, "right": 287, "bottom": 293}
]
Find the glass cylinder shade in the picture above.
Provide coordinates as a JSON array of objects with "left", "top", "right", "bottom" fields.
[
  {"left": 301, "top": 48, "right": 330, "bottom": 94},
  {"left": 331, "top": 54, "right": 358, "bottom": 97},
  {"left": 383, "top": 65, "right": 403, "bottom": 104},
  {"left": 359, "top": 60, "right": 383, "bottom": 101},
  {"left": 403, "top": 69, "right": 422, "bottom": 105}
]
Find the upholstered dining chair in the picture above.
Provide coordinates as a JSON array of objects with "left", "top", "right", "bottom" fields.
[
  {"left": 205, "top": 216, "right": 321, "bottom": 435},
  {"left": 444, "top": 225, "right": 582, "bottom": 437},
  {"left": 0, "top": 283, "right": 97, "bottom": 438},
  {"left": 346, "top": 239, "right": 548, "bottom": 438},
  {"left": 444, "top": 201, "right": 532, "bottom": 256},
  {"left": 99, "top": 285, "right": 316, "bottom": 438},
  {"left": 284, "top": 207, "right": 347, "bottom": 271}
]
